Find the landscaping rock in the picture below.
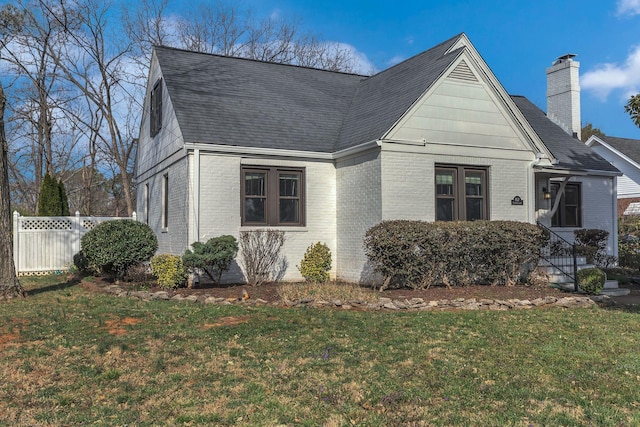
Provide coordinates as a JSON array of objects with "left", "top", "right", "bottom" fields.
[{"left": 95, "top": 282, "right": 608, "bottom": 312}]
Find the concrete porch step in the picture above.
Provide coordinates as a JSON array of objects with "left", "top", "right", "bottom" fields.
[
  {"left": 539, "top": 256, "right": 588, "bottom": 266},
  {"left": 555, "top": 280, "right": 629, "bottom": 296},
  {"left": 600, "top": 287, "right": 631, "bottom": 297}
]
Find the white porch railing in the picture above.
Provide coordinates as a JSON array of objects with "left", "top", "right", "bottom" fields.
[{"left": 12, "top": 211, "right": 136, "bottom": 276}]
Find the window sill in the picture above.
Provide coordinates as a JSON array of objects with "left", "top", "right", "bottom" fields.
[{"left": 239, "top": 226, "right": 307, "bottom": 232}]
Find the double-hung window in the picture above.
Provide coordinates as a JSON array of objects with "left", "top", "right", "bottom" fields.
[
  {"left": 242, "top": 166, "right": 304, "bottom": 226},
  {"left": 435, "top": 165, "right": 488, "bottom": 221},
  {"left": 551, "top": 182, "right": 581, "bottom": 227}
]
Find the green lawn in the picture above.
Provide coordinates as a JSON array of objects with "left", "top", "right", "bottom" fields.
[{"left": 1, "top": 275, "right": 640, "bottom": 426}]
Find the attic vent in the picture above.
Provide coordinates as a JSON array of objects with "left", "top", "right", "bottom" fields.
[{"left": 448, "top": 60, "right": 477, "bottom": 82}]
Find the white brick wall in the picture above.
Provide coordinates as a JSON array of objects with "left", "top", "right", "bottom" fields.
[
  {"left": 336, "top": 150, "right": 382, "bottom": 283},
  {"left": 194, "top": 153, "right": 337, "bottom": 283},
  {"left": 139, "top": 157, "right": 190, "bottom": 256},
  {"left": 381, "top": 150, "right": 531, "bottom": 222},
  {"left": 546, "top": 58, "right": 581, "bottom": 139},
  {"left": 540, "top": 176, "right": 617, "bottom": 256}
]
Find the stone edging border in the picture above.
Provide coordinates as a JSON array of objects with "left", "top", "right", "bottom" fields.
[{"left": 99, "top": 283, "right": 613, "bottom": 311}]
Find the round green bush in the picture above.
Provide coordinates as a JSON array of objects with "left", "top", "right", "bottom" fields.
[
  {"left": 577, "top": 267, "right": 606, "bottom": 295},
  {"left": 151, "top": 254, "right": 187, "bottom": 289},
  {"left": 298, "top": 242, "right": 332, "bottom": 283},
  {"left": 81, "top": 220, "right": 158, "bottom": 278}
]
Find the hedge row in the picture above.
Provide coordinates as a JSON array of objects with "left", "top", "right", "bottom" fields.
[{"left": 364, "top": 220, "right": 547, "bottom": 289}]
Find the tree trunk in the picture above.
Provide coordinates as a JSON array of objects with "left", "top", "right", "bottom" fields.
[{"left": 0, "top": 83, "right": 25, "bottom": 299}]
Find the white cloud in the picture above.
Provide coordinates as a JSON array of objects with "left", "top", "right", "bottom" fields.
[
  {"left": 581, "top": 45, "right": 640, "bottom": 100},
  {"left": 617, "top": 0, "right": 640, "bottom": 16},
  {"left": 387, "top": 55, "right": 406, "bottom": 67},
  {"left": 325, "top": 42, "right": 377, "bottom": 75}
]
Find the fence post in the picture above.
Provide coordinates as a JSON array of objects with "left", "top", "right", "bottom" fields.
[
  {"left": 132, "top": 211, "right": 137, "bottom": 221},
  {"left": 74, "top": 211, "right": 81, "bottom": 256},
  {"left": 13, "top": 211, "right": 19, "bottom": 273}
]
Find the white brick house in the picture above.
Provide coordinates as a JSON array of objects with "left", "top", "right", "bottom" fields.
[{"left": 135, "top": 33, "right": 620, "bottom": 284}]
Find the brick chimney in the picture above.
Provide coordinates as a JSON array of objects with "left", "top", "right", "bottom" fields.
[{"left": 546, "top": 54, "right": 581, "bottom": 140}]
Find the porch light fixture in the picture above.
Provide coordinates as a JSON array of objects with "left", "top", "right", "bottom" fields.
[{"left": 542, "top": 187, "right": 551, "bottom": 200}]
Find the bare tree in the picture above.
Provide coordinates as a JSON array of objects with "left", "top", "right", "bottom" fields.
[
  {"left": 0, "top": 0, "right": 71, "bottom": 208},
  {"left": 0, "top": 6, "right": 25, "bottom": 299},
  {"left": 42, "top": 0, "right": 137, "bottom": 215},
  {"left": 177, "top": 2, "right": 246, "bottom": 55}
]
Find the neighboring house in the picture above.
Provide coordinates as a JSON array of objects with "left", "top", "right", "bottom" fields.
[
  {"left": 135, "top": 33, "right": 620, "bottom": 284},
  {"left": 584, "top": 135, "right": 640, "bottom": 216}
]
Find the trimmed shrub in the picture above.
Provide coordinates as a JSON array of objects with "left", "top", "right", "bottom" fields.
[
  {"left": 577, "top": 267, "right": 605, "bottom": 295},
  {"left": 81, "top": 220, "right": 158, "bottom": 278},
  {"left": 364, "top": 220, "right": 547, "bottom": 289},
  {"left": 73, "top": 251, "right": 90, "bottom": 273},
  {"left": 619, "top": 237, "right": 640, "bottom": 270},
  {"left": 574, "top": 228, "right": 610, "bottom": 266},
  {"left": 618, "top": 216, "right": 640, "bottom": 270},
  {"left": 182, "top": 235, "right": 238, "bottom": 284},
  {"left": 151, "top": 254, "right": 187, "bottom": 289},
  {"left": 298, "top": 242, "right": 332, "bottom": 283},
  {"left": 239, "top": 229, "right": 285, "bottom": 286}
]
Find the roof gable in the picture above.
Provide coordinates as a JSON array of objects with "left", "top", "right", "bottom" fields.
[
  {"left": 383, "top": 52, "right": 541, "bottom": 154},
  {"left": 334, "top": 34, "right": 464, "bottom": 151},
  {"left": 587, "top": 135, "right": 640, "bottom": 167}
]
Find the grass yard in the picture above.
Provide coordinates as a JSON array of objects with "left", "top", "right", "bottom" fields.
[{"left": 1, "top": 276, "right": 640, "bottom": 426}]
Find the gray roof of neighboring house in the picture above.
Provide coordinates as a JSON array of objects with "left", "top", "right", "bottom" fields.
[
  {"left": 598, "top": 136, "right": 640, "bottom": 165},
  {"left": 511, "top": 96, "right": 620, "bottom": 174}
]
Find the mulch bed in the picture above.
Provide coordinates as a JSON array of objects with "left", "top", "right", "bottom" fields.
[{"left": 81, "top": 275, "right": 571, "bottom": 304}]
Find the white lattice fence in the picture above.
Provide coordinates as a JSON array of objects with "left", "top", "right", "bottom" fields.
[{"left": 13, "top": 211, "right": 137, "bottom": 276}]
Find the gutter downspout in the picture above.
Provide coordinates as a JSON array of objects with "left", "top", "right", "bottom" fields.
[{"left": 192, "top": 148, "right": 200, "bottom": 244}]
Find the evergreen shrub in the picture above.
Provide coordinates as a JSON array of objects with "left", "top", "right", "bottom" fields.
[
  {"left": 81, "top": 220, "right": 158, "bottom": 278},
  {"left": 364, "top": 220, "right": 547, "bottom": 289},
  {"left": 298, "top": 242, "right": 331, "bottom": 283},
  {"left": 150, "top": 254, "right": 187, "bottom": 289},
  {"left": 183, "top": 235, "right": 238, "bottom": 284},
  {"left": 577, "top": 267, "right": 605, "bottom": 295}
]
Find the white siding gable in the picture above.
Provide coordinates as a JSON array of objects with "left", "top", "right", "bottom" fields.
[
  {"left": 590, "top": 144, "right": 640, "bottom": 198},
  {"left": 385, "top": 56, "right": 534, "bottom": 154}
]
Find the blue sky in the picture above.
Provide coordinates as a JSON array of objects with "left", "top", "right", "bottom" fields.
[{"left": 241, "top": 0, "right": 640, "bottom": 139}]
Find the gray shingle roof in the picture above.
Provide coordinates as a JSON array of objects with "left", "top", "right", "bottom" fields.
[
  {"left": 154, "top": 33, "right": 464, "bottom": 153},
  {"left": 511, "top": 96, "right": 620, "bottom": 174},
  {"left": 598, "top": 136, "right": 640, "bottom": 165},
  {"left": 335, "top": 35, "right": 463, "bottom": 151},
  {"left": 153, "top": 36, "right": 620, "bottom": 175},
  {"left": 155, "top": 46, "right": 364, "bottom": 152}
]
